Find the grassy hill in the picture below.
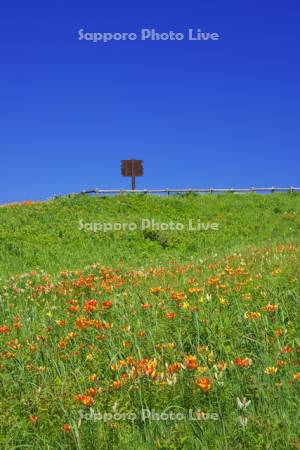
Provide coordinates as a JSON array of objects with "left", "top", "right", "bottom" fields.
[
  {"left": 1, "top": 193, "right": 299, "bottom": 276},
  {"left": 0, "top": 193, "right": 300, "bottom": 449}
]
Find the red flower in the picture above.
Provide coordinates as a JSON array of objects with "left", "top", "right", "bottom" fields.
[
  {"left": 84, "top": 300, "right": 97, "bottom": 312},
  {"left": 0, "top": 326, "right": 10, "bottom": 334},
  {"left": 166, "top": 312, "right": 176, "bottom": 320},
  {"left": 62, "top": 423, "right": 72, "bottom": 433},
  {"left": 185, "top": 355, "right": 198, "bottom": 370},
  {"left": 29, "top": 415, "right": 39, "bottom": 425},
  {"left": 233, "top": 358, "right": 253, "bottom": 368},
  {"left": 280, "top": 346, "right": 292, "bottom": 354},
  {"left": 75, "top": 394, "right": 95, "bottom": 406},
  {"left": 102, "top": 301, "right": 113, "bottom": 310}
]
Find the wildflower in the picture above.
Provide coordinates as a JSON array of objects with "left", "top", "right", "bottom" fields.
[
  {"left": 184, "top": 355, "right": 198, "bottom": 370},
  {"left": 149, "top": 287, "right": 163, "bottom": 294},
  {"left": 62, "top": 423, "right": 72, "bottom": 432},
  {"left": 29, "top": 415, "right": 39, "bottom": 425},
  {"left": 280, "top": 346, "right": 292, "bottom": 354},
  {"left": 68, "top": 331, "right": 76, "bottom": 339},
  {"left": 167, "top": 363, "right": 182, "bottom": 373},
  {"left": 141, "top": 302, "right": 152, "bottom": 310},
  {"left": 75, "top": 395, "right": 95, "bottom": 406},
  {"left": 165, "top": 374, "right": 177, "bottom": 385},
  {"left": 68, "top": 305, "right": 80, "bottom": 312},
  {"left": 96, "top": 333, "right": 106, "bottom": 340},
  {"left": 197, "top": 345, "right": 209, "bottom": 354},
  {"left": 236, "top": 397, "right": 251, "bottom": 410},
  {"left": 13, "top": 317, "right": 22, "bottom": 329},
  {"left": 219, "top": 297, "right": 229, "bottom": 305},
  {"left": 102, "top": 301, "right": 113, "bottom": 310},
  {"left": 274, "top": 328, "right": 283, "bottom": 337},
  {"left": 84, "top": 300, "right": 97, "bottom": 312},
  {"left": 0, "top": 326, "right": 10, "bottom": 334},
  {"left": 171, "top": 291, "right": 187, "bottom": 302},
  {"left": 88, "top": 373, "right": 97, "bottom": 382},
  {"left": 110, "top": 380, "right": 122, "bottom": 390},
  {"left": 181, "top": 302, "right": 190, "bottom": 309},
  {"left": 261, "top": 304, "right": 278, "bottom": 312},
  {"left": 166, "top": 312, "right": 176, "bottom": 320},
  {"left": 244, "top": 311, "right": 261, "bottom": 320},
  {"left": 7, "top": 339, "right": 21, "bottom": 350},
  {"left": 188, "top": 287, "right": 203, "bottom": 294},
  {"left": 243, "top": 293, "right": 252, "bottom": 301},
  {"left": 75, "top": 317, "right": 91, "bottom": 330},
  {"left": 197, "top": 366, "right": 208, "bottom": 374},
  {"left": 233, "top": 358, "right": 253, "bottom": 368},
  {"left": 293, "top": 373, "right": 300, "bottom": 382},
  {"left": 207, "top": 277, "right": 219, "bottom": 286},
  {"left": 271, "top": 268, "right": 281, "bottom": 276},
  {"left": 195, "top": 377, "right": 213, "bottom": 392},
  {"left": 58, "top": 340, "right": 68, "bottom": 349},
  {"left": 216, "top": 362, "right": 227, "bottom": 371},
  {"left": 86, "top": 387, "right": 98, "bottom": 397},
  {"left": 264, "top": 367, "right": 278, "bottom": 375},
  {"left": 128, "top": 359, "right": 157, "bottom": 381}
]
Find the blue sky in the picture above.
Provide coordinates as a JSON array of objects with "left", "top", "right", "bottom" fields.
[{"left": 0, "top": 0, "right": 299, "bottom": 203}]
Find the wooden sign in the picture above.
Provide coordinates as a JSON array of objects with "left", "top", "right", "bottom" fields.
[{"left": 121, "top": 160, "right": 144, "bottom": 190}]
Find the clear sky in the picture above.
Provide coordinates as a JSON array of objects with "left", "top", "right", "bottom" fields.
[{"left": 0, "top": 0, "right": 299, "bottom": 203}]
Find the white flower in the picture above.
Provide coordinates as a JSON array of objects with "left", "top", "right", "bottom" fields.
[{"left": 236, "top": 397, "right": 251, "bottom": 410}]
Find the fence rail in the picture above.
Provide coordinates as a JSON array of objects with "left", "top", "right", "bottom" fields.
[{"left": 80, "top": 187, "right": 300, "bottom": 195}]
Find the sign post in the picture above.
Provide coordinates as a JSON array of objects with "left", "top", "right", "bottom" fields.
[{"left": 121, "top": 160, "right": 144, "bottom": 190}]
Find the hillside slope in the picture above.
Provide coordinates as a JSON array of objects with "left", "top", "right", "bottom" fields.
[
  {"left": 1, "top": 193, "right": 300, "bottom": 449},
  {"left": 0, "top": 193, "right": 299, "bottom": 276}
]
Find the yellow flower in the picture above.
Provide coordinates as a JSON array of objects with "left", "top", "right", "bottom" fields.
[
  {"left": 208, "top": 351, "right": 215, "bottom": 363},
  {"left": 197, "top": 366, "right": 208, "bottom": 374},
  {"left": 197, "top": 345, "right": 209, "bottom": 354},
  {"left": 219, "top": 297, "right": 229, "bottom": 306},
  {"left": 182, "top": 302, "right": 190, "bottom": 309},
  {"left": 293, "top": 372, "right": 300, "bottom": 382},
  {"left": 272, "top": 268, "right": 281, "bottom": 276},
  {"left": 264, "top": 367, "right": 278, "bottom": 375}
]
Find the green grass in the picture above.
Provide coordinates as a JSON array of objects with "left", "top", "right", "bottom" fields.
[
  {"left": 0, "top": 193, "right": 300, "bottom": 449},
  {"left": 0, "top": 193, "right": 299, "bottom": 276}
]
